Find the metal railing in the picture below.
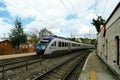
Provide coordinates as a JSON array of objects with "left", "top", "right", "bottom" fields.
[{"left": 0, "top": 56, "right": 42, "bottom": 80}]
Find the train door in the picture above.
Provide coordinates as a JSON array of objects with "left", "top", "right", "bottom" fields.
[
  {"left": 68, "top": 42, "right": 71, "bottom": 51},
  {"left": 115, "top": 36, "right": 119, "bottom": 65}
]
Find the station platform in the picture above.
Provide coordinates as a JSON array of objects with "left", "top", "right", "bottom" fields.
[
  {"left": 78, "top": 50, "right": 117, "bottom": 80},
  {"left": 0, "top": 52, "right": 36, "bottom": 60}
]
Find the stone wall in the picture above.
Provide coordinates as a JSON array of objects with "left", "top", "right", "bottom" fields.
[{"left": 97, "top": 3, "right": 120, "bottom": 77}]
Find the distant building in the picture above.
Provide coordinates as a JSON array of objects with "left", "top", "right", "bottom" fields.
[
  {"left": 97, "top": 2, "right": 120, "bottom": 77},
  {"left": 19, "top": 42, "right": 35, "bottom": 53},
  {"left": 75, "top": 38, "right": 82, "bottom": 43},
  {"left": 0, "top": 39, "right": 15, "bottom": 55}
]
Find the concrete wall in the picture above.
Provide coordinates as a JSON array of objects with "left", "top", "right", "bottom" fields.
[{"left": 97, "top": 3, "right": 120, "bottom": 77}]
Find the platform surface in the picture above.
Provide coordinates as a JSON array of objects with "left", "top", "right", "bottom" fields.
[
  {"left": 78, "top": 50, "right": 117, "bottom": 80},
  {"left": 0, "top": 52, "right": 36, "bottom": 60}
]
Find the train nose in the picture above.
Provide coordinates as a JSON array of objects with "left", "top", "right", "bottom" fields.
[{"left": 36, "top": 47, "right": 45, "bottom": 55}]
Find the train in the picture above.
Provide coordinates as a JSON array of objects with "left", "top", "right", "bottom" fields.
[{"left": 35, "top": 36, "right": 94, "bottom": 57}]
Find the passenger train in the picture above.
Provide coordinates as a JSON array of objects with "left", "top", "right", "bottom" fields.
[{"left": 35, "top": 36, "right": 94, "bottom": 57}]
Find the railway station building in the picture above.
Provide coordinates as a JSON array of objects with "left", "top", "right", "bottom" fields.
[{"left": 97, "top": 2, "right": 120, "bottom": 77}]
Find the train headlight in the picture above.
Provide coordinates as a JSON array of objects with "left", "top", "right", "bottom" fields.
[{"left": 41, "top": 46, "right": 46, "bottom": 49}]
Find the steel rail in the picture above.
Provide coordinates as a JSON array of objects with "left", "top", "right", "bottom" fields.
[
  {"left": 0, "top": 55, "right": 43, "bottom": 80},
  {"left": 62, "top": 53, "right": 89, "bottom": 80},
  {"left": 33, "top": 52, "right": 86, "bottom": 80}
]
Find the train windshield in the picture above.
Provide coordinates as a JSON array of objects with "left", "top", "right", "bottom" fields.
[{"left": 37, "top": 39, "right": 50, "bottom": 49}]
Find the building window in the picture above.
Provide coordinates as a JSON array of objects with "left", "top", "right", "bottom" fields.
[
  {"left": 106, "top": 39, "right": 108, "bottom": 60},
  {"left": 115, "top": 36, "right": 119, "bottom": 65}
]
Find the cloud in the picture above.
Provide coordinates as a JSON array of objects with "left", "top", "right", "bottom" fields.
[
  {"left": 0, "top": 18, "right": 13, "bottom": 38},
  {"left": 0, "top": 7, "right": 5, "bottom": 12},
  {"left": 0, "top": 0, "right": 119, "bottom": 39}
]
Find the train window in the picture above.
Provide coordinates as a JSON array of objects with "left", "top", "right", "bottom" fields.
[
  {"left": 66, "top": 43, "right": 68, "bottom": 46},
  {"left": 38, "top": 39, "right": 50, "bottom": 48},
  {"left": 74, "top": 44, "right": 75, "bottom": 47},
  {"left": 58, "top": 42, "right": 60, "bottom": 47},
  {"left": 65, "top": 42, "right": 67, "bottom": 47},
  {"left": 77, "top": 44, "right": 79, "bottom": 47},
  {"left": 51, "top": 41, "right": 56, "bottom": 46},
  {"left": 65, "top": 42, "right": 66, "bottom": 47},
  {"left": 62, "top": 42, "right": 64, "bottom": 47},
  {"left": 69, "top": 43, "right": 71, "bottom": 46},
  {"left": 74, "top": 44, "right": 76, "bottom": 47},
  {"left": 51, "top": 43, "right": 54, "bottom": 46},
  {"left": 67, "top": 43, "right": 69, "bottom": 46},
  {"left": 39, "top": 39, "right": 49, "bottom": 43},
  {"left": 72, "top": 43, "right": 76, "bottom": 47},
  {"left": 59, "top": 42, "right": 62, "bottom": 47},
  {"left": 72, "top": 43, "right": 73, "bottom": 47},
  {"left": 55, "top": 41, "right": 56, "bottom": 46}
]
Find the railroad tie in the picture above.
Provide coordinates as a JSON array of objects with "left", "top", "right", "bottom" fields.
[{"left": 90, "top": 70, "right": 96, "bottom": 80}]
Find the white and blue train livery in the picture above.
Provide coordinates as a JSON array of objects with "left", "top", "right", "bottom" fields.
[{"left": 35, "top": 36, "right": 94, "bottom": 56}]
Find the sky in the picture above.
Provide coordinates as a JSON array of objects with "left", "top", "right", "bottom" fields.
[{"left": 0, "top": 0, "right": 119, "bottom": 39}]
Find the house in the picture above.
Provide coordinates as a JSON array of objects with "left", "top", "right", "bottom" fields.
[{"left": 0, "top": 39, "right": 15, "bottom": 55}]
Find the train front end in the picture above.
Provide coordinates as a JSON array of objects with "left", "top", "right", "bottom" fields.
[{"left": 35, "top": 37, "right": 54, "bottom": 55}]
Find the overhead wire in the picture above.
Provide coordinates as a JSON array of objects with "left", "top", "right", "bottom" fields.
[
  {"left": 102, "top": 0, "right": 107, "bottom": 18},
  {"left": 60, "top": 0, "right": 83, "bottom": 37},
  {"left": 93, "top": 0, "right": 98, "bottom": 19},
  {"left": 23, "top": 0, "right": 67, "bottom": 28},
  {"left": 68, "top": 0, "right": 81, "bottom": 26},
  {"left": 60, "top": 0, "right": 71, "bottom": 14},
  {"left": 59, "top": 0, "right": 81, "bottom": 26},
  {"left": 4, "top": 0, "right": 73, "bottom": 37},
  {"left": 69, "top": 0, "right": 96, "bottom": 38},
  {"left": 69, "top": 0, "right": 77, "bottom": 13},
  {"left": 4, "top": 1, "right": 57, "bottom": 29}
]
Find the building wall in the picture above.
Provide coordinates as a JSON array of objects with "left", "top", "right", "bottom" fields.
[
  {"left": 97, "top": 3, "right": 120, "bottom": 76},
  {"left": 106, "top": 8, "right": 120, "bottom": 29},
  {"left": 0, "top": 40, "right": 15, "bottom": 55},
  {"left": 105, "top": 18, "right": 120, "bottom": 75}
]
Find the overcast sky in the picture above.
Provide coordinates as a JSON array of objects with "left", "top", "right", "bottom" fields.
[{"left": 0, "top": 0, "right": 119, "bottom": 39}]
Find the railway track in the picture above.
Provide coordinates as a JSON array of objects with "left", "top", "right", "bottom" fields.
[
  {"left": 0, "top": 49, "right": 92, "bottom": 80},
  {"left": 0, "top": 55, "right": 43, "bottom": 80},
  {"left": 33, "top": 52, "right": 88, "bottom": 80}
]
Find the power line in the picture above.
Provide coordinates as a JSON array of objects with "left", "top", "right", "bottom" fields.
[
  {"left": 69, "top": 0, "right": 77, "bottom": 13},
  {"left": 24, "top": 0, "right": 52, "bottom": 19},
  {"left": 4, "top": 1, "right": 57, "bottom": 28},
  {"left": 5, "top": 0, "right": 74, "bottom": 37},
  {"left": 102, "top": 0, "right": 107, "bottom": 17},
  {"left": 60, "top": 0, "right": 81, "bottom": 29},
  {"left": 68, "top": 0, "right": 82, "bottom": 26},
  {"left": 60, "top": 0, "right": 71, "bottom": 14},
  {"left": 92, "top": 0, "right": 98, "bottom": 19},
  {"left": 23, "top": 0, "right": 67, "bottom": 28}
]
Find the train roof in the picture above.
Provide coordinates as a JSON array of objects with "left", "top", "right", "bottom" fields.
[
  {"left": 42, "top": 36, "right": 87, "bottom": 45},
  {"left": 42, "top": 36, "right": 69, "bottom": 40},
  {"left": 42, "top": 36, "right": 55, "bottom": 41}
]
